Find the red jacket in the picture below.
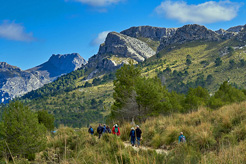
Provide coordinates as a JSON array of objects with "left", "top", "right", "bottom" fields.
[{"left": 112, "top": 126, "right": 120, "bottom": 136}]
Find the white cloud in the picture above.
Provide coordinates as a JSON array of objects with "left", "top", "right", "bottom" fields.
[
  {"left": 91, "top": 31, "right": 110, "bottom": 46},
  {"left": 155, "top": 0, "right": 241, "bottom": 24},
  {"left": 72, "top": 0, "right": 122, "bottom": 7},
  {"left": 0, "top": 20, "right": 35, "bottom": 42}
]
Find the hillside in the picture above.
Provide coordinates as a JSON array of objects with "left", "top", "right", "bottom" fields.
[
  {"left": 4, "top": 101, "right": 246, "bottom": 163},
  {"left": 0, "top": 53, "right": 87, "bottom": 104},
  {"left": 13, "top": 24, "right": 246, "bottom": 127}
]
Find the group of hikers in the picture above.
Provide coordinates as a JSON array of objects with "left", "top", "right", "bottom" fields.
[
  {"left": 88, "top": 124, "right": 186, "bottom": 147},
  {"left": 88, "top": 124, "right": 142, "bottom": 147},
  {"left": 88, "top": 124, "right": 121, "bottom": 138}
]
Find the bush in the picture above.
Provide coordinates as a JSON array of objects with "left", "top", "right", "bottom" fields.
[
  {"left": 37, "top": 110, "right": 55, "bottom": 131},
  {"left": 1, "top": 101, "right": 47, "bottom": 159}
]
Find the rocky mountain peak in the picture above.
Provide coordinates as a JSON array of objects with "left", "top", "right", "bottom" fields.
[
  {"left": 98, "top": 32, "right": 155, "bottom": 62},
  {"left": 234, "top": 25, "right": 246, "bottom": 43},
  {"left": 0, "top": 62, "right": 21, "bottom": 72},
  {"left": 0, "top": 53, "right": 87, "bottom": 104},
  {"left": 227, "top": 25, "right": 244, "bottom": 33},
  {"left": 120, "top": 26, "right": 177, "bottom": 41},
  {"left": 157, "top": 24, "right": 221, "bottom": 52},
  {"left": 48, "top": 53, "right": 87, "bottom": 72}
]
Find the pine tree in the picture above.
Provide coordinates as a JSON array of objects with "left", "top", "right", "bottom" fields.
[
  {"left": 111, "top": 63, "right": 141, "bottom": 120},
  {"left": 37, "top": 110, "right": 55, "bottom": 131},
  {"left": 1, "top": 101, "right": 47, "bottom": 159}
]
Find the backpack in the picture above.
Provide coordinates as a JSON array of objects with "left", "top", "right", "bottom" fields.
[
  {"left": 180, "top": 136, "right": 186, "bottom": 142},
  {"left": 115, "top": 127, "right": 118, "bottom": 133},
  {"left": 131, "top": 130, "right": 135, "bottom": 137},
  {"left": 89, "top": 128, "right": 94, "bottom": 133}
]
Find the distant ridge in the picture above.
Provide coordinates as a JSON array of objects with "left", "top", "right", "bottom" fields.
[{"left": 0, "top": 53, "right": 87, "bottom": 103}]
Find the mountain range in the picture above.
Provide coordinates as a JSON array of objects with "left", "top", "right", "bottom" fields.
[
  {"left": 0, "top": 53, "right": 87, "bottom": 103},
  {"left": 0, "top": 24, "right": 245, "bottom": 106}
]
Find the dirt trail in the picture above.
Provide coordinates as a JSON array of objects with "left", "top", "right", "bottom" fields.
[{"left": 123, "top": 142, "right": 168, "bottom": 155}]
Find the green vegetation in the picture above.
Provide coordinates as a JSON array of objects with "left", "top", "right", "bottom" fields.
[
  {"left": 11, "top": 39, "right": 246, "bottom": 128},
  {"left": 119, "top": 101, "right": 246, "bottom": 163},
  {"left": 2, "top": 101, "right": 246, "bottom": 163},
  {"left": 0, "top": 101, "right": 47, "bottom": 161},
  {"left": 38, "top": 110, "right": 55, "bottom": 131},
  {"left": 110, "top": 64, "right": 246, "bottom": 123}
]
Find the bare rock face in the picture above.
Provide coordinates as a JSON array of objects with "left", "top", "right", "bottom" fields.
[
  {"left": 120, "top": 26, "right": 177, "bottom": 41},
  {"left": 0, "top": 54, "right": 87, "bottom": 103},
  {"left": 0, "top": 62, "right": 44, "bottom": 103},
  {"left": 157, "top": 24, "right": 221, "bottom": 52},
  {"left": 234, "top": 25, "right": 246, "bottom": 43},
  {"left": 215, "top": 29, "right": 237, "bottom": 40},
  {"left": 86, "top": 32, "right": 155, "bottom": 79},
  {"left": 28, "top": 53, "right": 87, "bottom": 78},
  {"left": 227, "top": 25, "right": 244, "bottom": 33},
  {"left": 98, "top": 32, "right": 155, "bottom": 62},
  {"left": 47, "top": 53, "right": 87, "bottom": 73}
]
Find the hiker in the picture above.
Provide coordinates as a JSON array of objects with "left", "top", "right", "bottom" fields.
[
  {"left": 178, "top": 132, "right": 186, "bottom": 143},
  {"left": 129, "top": 127, "right": 136, "bottom": 146},
  {"left": 112, "top": 124, "right": 120, "bottom": 136},
  {"left": 102, "top": 124, "right": 106, "bottom": 133},
  {"left": 135, "top": 125, "right": 142, "bottom": 147},
  {"left": 88, "top": 126, "right": 94, "bottom": 135},
  {"left": 97, "top": 124, "right": 103, "bottom": 139},
  {"left": 106, "top": 126, "right": 111, "bottom": 133}
]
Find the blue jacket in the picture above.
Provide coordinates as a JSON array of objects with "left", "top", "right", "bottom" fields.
[
  {"left": 179, "top": 135, "right": 186, "bottom": 143},
  {"left": 129, "top": 130, "right": 135, "bottom": 137},
  {"left": 103, "top": 126, "right": 106, "bottom": 133}
]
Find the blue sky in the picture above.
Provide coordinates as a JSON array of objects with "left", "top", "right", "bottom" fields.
[{"left": 0, "top": 0, "right": 245, "bottom": 70}]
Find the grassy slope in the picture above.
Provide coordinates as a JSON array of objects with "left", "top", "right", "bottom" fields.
[
  {"left": 22, "top": 39, "right": 246, "bottom": 127},
  {"left": 142, "top": 40, "right": 246, "bottom": 92},
  {"left": 30, "top": 101, "right": 246, "bottom": 164},
  {"left": 119, "top": 101, "right": 246, "bottom": 163}
]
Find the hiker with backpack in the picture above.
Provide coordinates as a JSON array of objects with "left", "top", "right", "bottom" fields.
[
  {"left": 179, "top": 132, "right": 186, "bottom": 143},
  {"left": 129, "top": 127, "right": 136, "bottom": 146},
  {"left": 106, "top": 126, "right": 111, "bottom": 133},
  {"left": 88, "top": 126, "right": 94, "bottom": 135},
  {"left": 97, "top": 124, "right": 103, "bottom": 139},
  {"left": 135, "top": 125, "right": 142, "bottom": 147},
  {"left": 112, "top": 124, "right": 120, "bottom": 136},
  {"left": 102, "top": 124, "right": 106, "bottom": 133}
]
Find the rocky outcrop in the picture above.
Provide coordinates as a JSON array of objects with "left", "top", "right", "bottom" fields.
[
  {"left": 227, "top": 25, "right": 244, "bottom": 33},
  {"left": 98, "top": 32, "right": 155, "bottom": 62},
  {"left": 234, "top": 25, "right": 246, "bottom": 43},
  {"left": 28, "top": 53, "right": 87, "bottom": 78},
  {"left": 85, "top": 32, "right": 155, "bottom": 79},
  {"left": 120, "top": 26, "right": 177, "bottom": 41},
  {"left": 0, "top": 54, "right": 87, "bottom": 103},
  {"left": 215, "top": 29, "right": 237, "bottom": 40},
  {"left": 0, "top": 62, "right": 44, "bottom": 103},
  {"left": 157, "top": 24, "right": 221, "bottom": 52}
]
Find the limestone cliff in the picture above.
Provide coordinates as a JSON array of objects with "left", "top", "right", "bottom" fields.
[
  {"left": 157, "top": 24, "right": 221, "bottom": 52},
  {"left": 120, "top": 26, "right": 177, "bottom": 41}
]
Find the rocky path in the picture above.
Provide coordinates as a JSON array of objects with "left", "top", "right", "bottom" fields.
[{"left": 123, "top": 142, "right": 168, "bottom": 155}]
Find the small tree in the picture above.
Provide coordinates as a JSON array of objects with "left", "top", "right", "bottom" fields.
[
  {"left": 2, "top": 101, "right": 47, "bottom": 159},
  {"left": 209, "top": 81, "right": 246, "bottom": 109},
  {"left": 84, "top": 81, "right": 92, "bottom": 88},
  {"left": 37, "top": 110, "right": 55, "bottom": 131},
  {"left": 215, "top": 57, "right": 222, "bottom": 66},
  {"left": 229, "top": 59, "right": 235, "bottom": 68},
  {"left": 185, "top": 86, "right": 210, "bottom": 111},
  {"left": 186, "top": 55, "right": 192, "bottom": 66},
  {"left": 206, "top": 74, "right": 214, "bottom": 85},
  {"left": 240, "top": 59, "right": 245, "bottom": 67}
]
